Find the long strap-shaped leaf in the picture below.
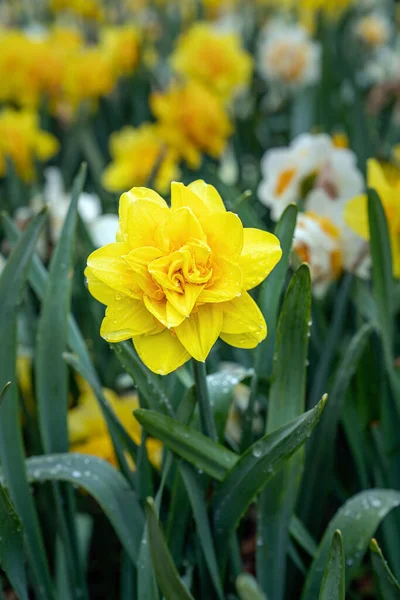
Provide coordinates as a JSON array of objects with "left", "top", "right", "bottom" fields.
[
  {"left": 243, "top": 204, "right": 297, "bottom": 450},
  {"left": 371, "top": 538, "right": 400, "bottom": 599},
  {"left": 0, "top": 483, "right": 29, "bottom": 600},
  {"left": 257, "top": 264, "right": 311, "bottom": 599},
  {"left": 2, "top": 214, "right": 137, "bottom": 479},
  {"left": 36, "top": 163, "right": 86, "bottom": 453},
  {"left": 35, "top": 165, "right": 88, "bottom": 599},
  {"left": 135, "top": 408, "right": 238, "bottom": 480},
  {"left": 146, "top": 498, "right": 195, "bottom": 600},
  {"left": 301, "top": 323, "right": 372, "bottom": 530},
  {"left": 302, "top": 490, "right": 400, "bottom": 598},
  {"left": 0, "top": 209, "right": 54, "bottom": 599},
  {"left": 213, "top": 395, "right": 326, "bottom": 567},
  {"left": 0, "top": 454, "right": 144, "bottom": 565},
  {"left": 367, "top": 187, "right": 400, "bottom": 401},
  {"left": 319, "top": 530, "right": 345, "bottom": 600}
]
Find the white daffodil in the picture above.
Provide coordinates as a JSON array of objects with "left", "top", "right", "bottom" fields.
[
  {"left": 257, "top": 21, "right": 321, "bottom": 90},
  {"left": 358, "top": 45, "right": 400, "bottom": 85},
  {"left": 258, "top": 133, "right": 332, "bottom": 220},
  {"left": 293, "top": 212, "right": 343, "bottom": 298},
  {"left": 355, "top": 13, "right": 391, "bottom": 48}
]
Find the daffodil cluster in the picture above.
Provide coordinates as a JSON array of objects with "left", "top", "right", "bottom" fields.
[
  {"left": 258, "top": 133, "right": 369, "bottom": 296},
  {"left": 101, "top": 21, "right": 251, "bottom": 193},
  {"left": 0, "top": 24, "right": 141, "bottom": 115}
]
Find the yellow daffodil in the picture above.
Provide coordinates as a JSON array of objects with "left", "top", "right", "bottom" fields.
[
  {"left": 0, "top": 108, "right": 59, "bottom": 181},
  {"left": 102, "top": 123, "right": 180, "bottom": 194},
  {"left": 85, "top": 181, "right": 282, "bottom": 375},
  {"left": 171, "top": 22, "right": 252, "bottom": 102},
  {"left": 62, "top": 47, "right": 115, "bottom": 112},
  {"left": 69, "top": 380, "right": 162, "bottom": 469},
  {"left": 100, "top": 25, "right": 141, "bottom": 77},
  {"left": 151, "top": 81, "right": 232, "bottom": 169},
  {"left": 345, "top": 159, "right": 400, "bottom": 277}
]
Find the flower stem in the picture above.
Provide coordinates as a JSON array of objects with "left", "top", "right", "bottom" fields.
[{"left": 192, "top": 360, "right": 218, "bottom": 441}]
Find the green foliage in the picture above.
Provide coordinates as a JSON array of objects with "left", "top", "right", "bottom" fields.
[{"left": 319, "top": 531, "right": 345, "bottom": 600}]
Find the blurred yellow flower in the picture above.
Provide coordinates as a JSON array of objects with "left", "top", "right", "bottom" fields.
[
  {"left": 61, "top": 47, "right": 115, "bottom": 112},
  {"left": 0, "top": 26, "right": 116, "bottom": 115},
  {"left": 102, "top": 123, "right": 180, "bottom": 194},
  {"left": 85, "top": 181, "right": 282, "bottom": 374},
  {"left": 0, "top": 109, "right": 59, "bottom": 181},
  {"left": 345, "top": 159, "right": 400, "bottom": 277},
  {"left": 69, "top": 380, "right": 162, "bottom": 469},
  {"left": 171, "top": 23, "right": 252, "bottom": 102},
  {"left": 151, "top": 80, "right": 232, "bottom": 169},
  {"left": 100, "top": 25, "right": 141, "bottom": 77},
  {"left": 50, "top": 0, "right": 104, "bottom": 21}
]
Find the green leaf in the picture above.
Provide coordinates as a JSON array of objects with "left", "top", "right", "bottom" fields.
[
  {"left": 301, "top": 323, "right": 373, "bottom": 530},
  {"left": 319, "top": 531, "right": 345, "bottom": 600},
  {"left": 112, "top": 341, "right": 174, "bottom": 415},
  {"left": 290, "top": 516, "right": 317, "bottom": 558},
  {"left": 34, "top": 165, "right": 88, "bottom": 598},
  {"left": 6, "top": 454, "right": 145, "bottom": 566},
  {"left": 179, "top": 462, "right": 224, "bottom": 600},
  {"left": 257, "top": 264, "right": 311, "bottom": 598},
  {"left": 236, "top": 573, "right": 268, "bottom": 600},
  {"left": 145, "top": 497, "right": 195, "bottom": 600},
  {"left": 213, "top": 395, "right": 327, "bottom": 566},
  {"left": 35, "top": 163, "right": 86, "bottom": 453},
  {"left": 0, "top": 209, "right": 54, "bottom": 600},
  {"left": 370, "top": 538, "right": 400, "bottom": 599},
  {"left": 302, "top": 490, "right": 400, "bottom": 599},
  {"left": 0, "top": 483, "right": 28, "bottom": 600},
  {"left": 0, "top": 382, "right": 10, "bottom": 407},
  {"left": 256, "top": 203, "right": 298, "bottom": 379},
  {"left": 368, "top": 187, "right": 394, "bottom": 355},
  {"left": 367, "top": 187, "right": 400, "bottom": 399},
  {"left": 308, "top": 272, "right": 354, "bottom": 411},
  {"left": 2, "top": 214, "right": 135, "bottom": 481},
  {"left": 135, "top": 409, "right": 238, "bottom": 481}
]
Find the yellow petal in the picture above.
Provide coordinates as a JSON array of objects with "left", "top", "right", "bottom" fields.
[
  {"left": 175, "top": 304, "right": 223, "bottom": 362},
  {"left": 119, "top": 191, "right": 169, "bottom": 248},
  {"left": 368, "top": 159, "right": 390, "bottom": 192},
  {"left": 165, "top": 283, "right": 205, "bottom": 317},
  {"left": 170, "top": 181, "right": 209, "bottom": 218},
  {"left": 143, "top": 295, "right": 186, "bottom": 328},
  {"left": 188, "top": 180, "right": 226, "bottom": 214},
  {"left": 163, "top": 206, "right": 206, "bottom": 249},
  {"left": 85, "top": 266, "right": 118, "bottom": 305},
  {"left": 390, "top": 227, "right": 400, "bottom": 278},
  {"left": 87, "top": 242, "right": 141, "bottom": 298},
  {"left": 239, "top": 229, "right": 282, "bottom": 290},
  {"left": 100, "top": 296, "right": 161, "bottom": 342},
  {"left": 146, "top": 438, "right": 163, "bottom": 470},
  {"left": 344, "top": 195, "right": 369, "bottom": 240},
  {"left": 202, "top": 211, "right": 243, "bottom": 260},
  {"left": 221, "top": 291, "right": 266, "bottom": 342},
  {"left": 199, "top": 257, "right": 242, "bottom": 303},
  {"left": 102, "top": 161, "right": 133, "bottom": 192},
  {"left": 133, "top": 331, "right": 191, "bottom": 375},
  {"left": 124, "top": 246, "right": 165, "bottom": 297},
  {"left": 220, "top": 330, "right": 265, "bottom": 349}
]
